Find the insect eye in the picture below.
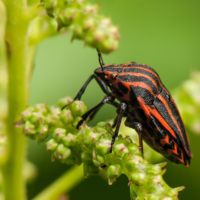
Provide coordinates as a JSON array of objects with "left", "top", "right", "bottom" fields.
[{"left": 110, "top": 73, "right": 118, "bottom": 79}]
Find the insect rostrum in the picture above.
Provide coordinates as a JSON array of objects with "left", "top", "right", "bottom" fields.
[{"left": 68, "top": 50, "right": 192, "bottom": 167}]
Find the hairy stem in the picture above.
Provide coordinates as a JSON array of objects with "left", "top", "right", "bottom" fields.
[
  {"left": 1, "top": 0, "right": 29, "bottom": 199},
  {"left": 33, "top": 165, "right": 84, "bottom": 200}
]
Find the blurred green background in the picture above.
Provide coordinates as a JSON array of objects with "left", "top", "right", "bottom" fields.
[{"left": 28, "top": 0, "right": 200, "bottom": 199}]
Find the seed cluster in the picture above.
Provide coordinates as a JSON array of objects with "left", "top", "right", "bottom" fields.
[
  {"left": 20, "top": 97, "right": 183, "bottom": 199},
  {"left": 41, "top": 0, "right": 120, "bottom": 53}
]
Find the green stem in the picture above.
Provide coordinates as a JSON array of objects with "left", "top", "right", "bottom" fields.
[
  {"left": 33, "top": 165, "right": 84, "bottom": 200},
  {"left": 1, "top": 0, "right": 29, "bottom": 199}
]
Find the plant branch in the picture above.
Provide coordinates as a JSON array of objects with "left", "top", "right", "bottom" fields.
[
  {"left": 1, "top": 0, "right": 29, "bottom": 199},
  {"left": 19, "top": 98, "right": 184, "bottom": 200},
  {"left": 33, "top": 165, "right": 84, "bottom": 200}
]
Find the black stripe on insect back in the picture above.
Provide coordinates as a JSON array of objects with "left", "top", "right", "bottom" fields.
[
  {"left": 123, "top": 68, "right": 161, "bottom": 89},
  {"left": 158, "top": 87, "right": 191, "bottom": 156},
  {"left": 167, "top": 95, "right": 192, "bottom": 156},
  {"left": 120, "top": 62, "right": 158, "bottom": 74},
  {"left": 130, "top": 86, "right": 154, "bottom": 105},
  {"left": 104, "top": 65, "right": 160, "bottom": 84},
  {"left": 118, "top": 75, "right": 159, "bottom": 95},
  {"left": 153, "top": 91, "right": 181, "bottom": 146},
  {"left": 103, "top": 64, "right": 159, "bottom": 79},
  {"left": 118, "top": 82, "right": 129, "bottom": 94},
  {"left": 112, "top": 86, "right": 124, "bottom": 97},
  {"left": 103, "top": 66, "right": 123, "bottom": 73}
]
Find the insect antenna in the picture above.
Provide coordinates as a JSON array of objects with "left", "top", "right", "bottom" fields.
[{"left": 97, "top": 49, "right": 104, "bottom": 71}]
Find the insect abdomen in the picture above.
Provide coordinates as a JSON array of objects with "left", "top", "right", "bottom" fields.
[
  {"left": 95, "top": 61, "right": 192, "bottom": 166},
  {"left": 112, "top": 63, "right": 191, "bottom": 166}
]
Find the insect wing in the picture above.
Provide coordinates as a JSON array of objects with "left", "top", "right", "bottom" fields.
[
  {"left": 137, "top": 91, "right": 191, "bottom": 166},
  {"left": 153, "top": 88, "right": 192, "bottom": 157}
]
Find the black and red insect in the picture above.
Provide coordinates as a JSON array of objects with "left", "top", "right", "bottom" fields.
[{"left": 68, "top": 50, "right": 192, "bottom": 167}]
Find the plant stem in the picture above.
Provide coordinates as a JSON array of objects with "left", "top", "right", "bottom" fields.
[
  {"left": 33, "top": 165, "right": 84, "bottom": 200},
  {"left": 1, "top": 0, "right": 29, "bottom": 199}
]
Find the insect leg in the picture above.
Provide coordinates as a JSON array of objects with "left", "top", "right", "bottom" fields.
[
  {"left": 77, "top": 96, "right": 115, "bottom": 128},
  {"left": 138, "top": 132, "right": 143, "bottom": 154},
  {"left": 74, "top": 74, "right": 111, "bottom": 99},
  {"left": 134, "top": 122, "right": 144, "bottom": 154},
  {"left": 125, "top": 120, "right": 144, "bottom": 154},
  {"left": 88, "top": 106, "right": 101, "bottom": 121},
  {"left": 73, "top": 74, "right": 94, "bottom": 101},
  {"left": 62, "top": 74, "right": 95, "bottom": 110},
  {"left": 74, "top": 74, "right": 111, "bottom": 100},
  {"left": 110, "top": 102, "right": 127, "bottom": 152},
  {"left": 87, "top": 99, "right": 119, "bottom": 123},
  {"left": 111, "top": 101, "right": 129, "bottom": 128},
  {"left": 62, "top": 74, "right": 111, "bottom": 110},
  {"left": 97, "top": 49, "right": 105, "bottom": 68},
  {"left": 93, "top": 74, "right": 111, "bottom": 96},
  {"left": 112, "top": 114, "right": 119, "bottom": 128}
]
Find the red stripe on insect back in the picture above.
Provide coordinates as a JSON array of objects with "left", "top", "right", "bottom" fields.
[
  {"left": 130, "top": 66, "right": 172, "bottom": 97},
  {"left": 121, "top": 72, "right": 160, "bottom": 92},
  {"left": 157, "top": 95, "right": 186, "bottom": 145},
  {"left": 129, "top": 66, "right": 160, "bottom": 81},
  {"left": 126, "top": 82, "right": 155, "bottom": 96},
  {"left": 160, "top": 134, "right": 170, "bottom": 146},
  {"left": 137, "top": 96, "right": 177, "bottom": 138},
  {"left": 161, "top": 85, "right": 170, "bottom": 95},
  {"left": 186, "top": 160, "right": 189, "bottom": 167},
  {"left": 105, "top": 65, "right": 160, "bottom": 82},
  {"left": 165, "top": 96, "right": 192, "bottom": 157},
  {"left": 167, "top": 141, "right": 178, "bottom": 155},
  {"left": 122, "top": 66, "right": 171, "bottom": 96}
]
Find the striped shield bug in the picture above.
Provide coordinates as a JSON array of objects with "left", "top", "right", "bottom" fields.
[{"left": 67, "top": 50, "right": 192, "bottom": 167}]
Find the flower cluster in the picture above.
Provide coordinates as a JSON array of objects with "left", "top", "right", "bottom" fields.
[
  {"left": 41, "top": 0, "right": 120, "bottom": 53},
  {"left": 19, "top": 97, "right": 183, "bottom": 199}
]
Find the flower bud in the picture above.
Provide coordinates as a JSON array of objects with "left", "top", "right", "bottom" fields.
[
  {"left": 94, "top": 122, "right": 113, "bottom": 133},
  {"left": 107, "top": 164, "right": 122, "bottom": 179},
  {"left": 125, "top": 157, "right": 137, "bottom": 172},
  {"left": 61, "top": 147, "right": 71, "bottom": 161},
  {"left": 83, "top": 129, "right": 100, "bottom": 149},
  {"left": 21, "top": 107, "right": 34, "bottom": 122},
  {"left": 53, "top": 128, "right": 66, "bottom": 143},
  {"left": 29, "top": 112, "right": 43, "bottom": 124},
  {"left": 70, "top": 101, "right": 88, "bottom": 117},
  {"left": 46, "top": 139, "right": 58, "bottom": 152},
  {"left": 146, "top": 163, "right": 165, "bottom": 175},
  {"left": 54, "top": 144, "right": 71, "bottom": 161},
  {"left": 24, "top": 121, "right": 36, "bottom": 135},
  {"left": 62, "top": 133, "right": 76, "bottom": 147},
  {"left": 92, "top": 152, "right": 105, "bottom": 167},
  {"left": 58, "top": 97, "right": 72, "bottom": 109},
  {"left": 34, "top": 104, "right": 50, "bottom": 118},
  {"left": 81, "top": 151, "right": 92, "bottom": 162},
  {"left": 83, "top": 162, "right": 100, "bottom": 176},
  {"left": 127, "top": 143, "right": 141, "bottom": 155},
  {"left": 113, "top": 142, "right": 129, "bottom": 159},
  {"left": 84, "top": 17, "right": 96, "bottom": 30},
  {"left": 35, "top": 124, "right": 49, "bottom": 142},
  {"left": 59, "top": 109, "right": 74, "bottom": 125},
  {"left": 130, "top": 171, "right": 146, "bottom": 183},
  {"left": 72, "top": 116, "right": 82, "bottom": 127},
  {"left": 95, "top": 138, "right": 111, "bottom": 156}
]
